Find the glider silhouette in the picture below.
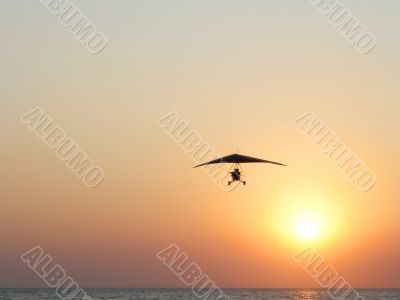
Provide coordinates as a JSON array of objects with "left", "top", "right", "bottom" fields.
[{"left": 194, "top": 153, "right": 286, "bottom": 185}]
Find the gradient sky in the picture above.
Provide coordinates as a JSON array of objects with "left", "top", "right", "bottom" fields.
[{"left": 1, "top": 0, "right": 399, "bottom": 288}]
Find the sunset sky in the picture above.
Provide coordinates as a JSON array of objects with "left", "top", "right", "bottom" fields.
[{"left": 1, "top": 0, "right": 400, "bottom": 289}]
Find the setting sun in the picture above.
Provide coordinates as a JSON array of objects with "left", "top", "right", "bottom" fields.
[{"left": 295, "top": 219, "right": 319, "bottom": 240}]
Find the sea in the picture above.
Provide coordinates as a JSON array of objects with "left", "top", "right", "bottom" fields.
[{"left": 0, "top": 289, "right": 399, "bottom": 300}]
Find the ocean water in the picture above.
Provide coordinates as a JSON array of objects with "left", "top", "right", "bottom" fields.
[{"left": 0, "top": 289, "right": 399, "bottom": 300}]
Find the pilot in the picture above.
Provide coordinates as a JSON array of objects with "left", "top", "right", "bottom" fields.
[{"left": 231, "top": 168, "right": 241, "bottom": 180}]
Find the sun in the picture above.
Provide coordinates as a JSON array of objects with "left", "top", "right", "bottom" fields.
[
  {"left": 268, "top": 189, "right": 341, "bottom": 247},
  {"left": 295, "top": 219, "right": 319, "bottom": 241}
]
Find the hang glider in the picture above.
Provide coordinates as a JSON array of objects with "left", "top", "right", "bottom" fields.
[{"left": 194, "top": 153, "right": 286, "bottom": 186}]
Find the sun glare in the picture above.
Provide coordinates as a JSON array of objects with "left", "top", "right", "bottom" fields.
[
  {"left": 296, "top": 219, "right": 319, "bottom": 240},
  {"left": 268, "top": 189, "right": 342, "bottom": 247}
]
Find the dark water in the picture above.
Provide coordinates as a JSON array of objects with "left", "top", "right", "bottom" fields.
[{"left": 0, "top": 289, "right": 399, "bottom": 299}]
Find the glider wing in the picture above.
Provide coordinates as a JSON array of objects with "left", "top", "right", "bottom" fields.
[{"left": 194, "top": 154, "right": 286, "bottom": 168}]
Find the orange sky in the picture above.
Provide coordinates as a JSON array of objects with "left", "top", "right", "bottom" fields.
[{"left": 1, "top": 0, "right": 400, "bottom": 288}]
